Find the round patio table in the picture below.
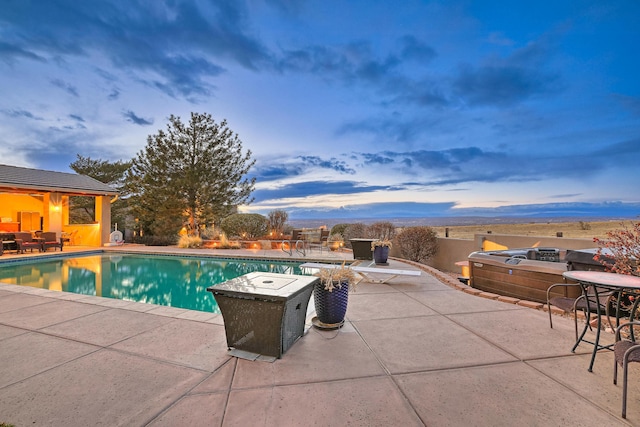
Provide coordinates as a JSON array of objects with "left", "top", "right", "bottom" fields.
[{"left": 563, "top": 271, "right": 640, "bottom": 372}]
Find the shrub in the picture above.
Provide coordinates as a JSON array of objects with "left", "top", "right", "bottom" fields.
[
  {"left": 282, "top": 223, "right": 294, "bottom": 237},
  {"left": 341, "top": 223, "right": 367, "bottom": 249},
  {"left": 594, "top": 222, "right": 640, "bottom": 276},
  {"left": 329, "top": 233, "right": 344, "bottom": 242},
  {"left": 367, "top": 221, "right": 396, "bottom": 240},
  {"left": 178, "top": 235, "right": 203, "bottom": 248},
  {"left": 217, "top": 232, "right": 241, "bottom": 249},
  {"left": 395, "top": 226, "right": 438, "bottom": 263},
  {"left": 579, "top": 221, "right": 592, "bottom": 230},
  {"left": 330, "top": 223, "right": 350, "bottom": 237},
  {"left": 220, "top": 213, "right": 268, "bottom": 239},
  {"left": 200, "top": 226, "right": 220, "bottom": 240}
]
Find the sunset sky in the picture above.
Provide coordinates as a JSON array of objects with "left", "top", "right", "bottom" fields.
[{"left": 1, "top": 1, "right": 639, "bottom": 220}]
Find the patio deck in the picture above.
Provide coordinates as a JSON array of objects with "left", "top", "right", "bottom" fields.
[{"left": 0, "top": 245, "right": 637, "bottom": 426}]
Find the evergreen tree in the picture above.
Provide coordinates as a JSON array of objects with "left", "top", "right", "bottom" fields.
[
  {"left": 69, "top": 155, "right": 131, "bottom": 229},
  {"left": 127, "top": 112, "right": 255, "bottom": 237}
]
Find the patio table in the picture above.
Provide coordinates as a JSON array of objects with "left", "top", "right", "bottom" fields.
[
  {"left": 349, "top": 238, "right": 376, "bottom": 260},
  {"left": 563, "top": 271, "right": 640, "bottom": 372},
  {"left": 207, "top": 272, "right": 318, "bottom": 360}
]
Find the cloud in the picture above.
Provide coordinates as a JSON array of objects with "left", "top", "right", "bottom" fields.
[
  {"left": 50, "top": 78, "right": 79, "bottom": 97},
  {"left": 1, "top": 0, "right": 271, "bottom": 100},
  {"left": 335, "top": 116, "right": 422, "bottom": 143},
  {"left": 297, "top": 155, "right": 356, "bottom": 174},
  {"left": 351, "top": 140, "right": 632, "bottom": 187},
  {"left": 251, "top": 163, "right": 304, "bottom": 182},
  {"left": 6, "top": 125, "right": 106, "bottom": 172},
  {"left": 453, "top": 40, "right": 561, "bottom": 106},
  {"left": 252, "top": 180, "right": 390, "bottom": 203},
  {"left": 354, "top": 147, "right": 505, "bottom": 179},
  {"left": 360, "top": 153, "right": 395, "bottom": 165},
  {"left": 278, "top": 41, "right": 401, "bottom": 85},
  {"left": 69, "top": 114, "right": 85, "bottom": 122},
  {"left": 2, "top": 109, "right": 44, "bottom": 120},
  {"left": 453, "top": 64, "right": 556, "bottom": 106},
  {"left": 252, "top": 139, "right": 635, "bottom": 204},
  {"left": 276, "top": 34, "right": 446, "bottom": 110},
  {"left": 399, "top": 35, "right": 437, "bottom": 62},
  {"left": 252, "top": 154, "right": 356, "bottom": 183},
  {"left": 593, "top": 138, "right": 640, "bottom": 165},
  {"left": 0, "top": 41, "right": 46, "bottom": 63},
  {"left": 388, "top": 79, "right": 449, "bottom": 107},
  {"left": 549, "top": 193, "right": 582, "bottom": 199},
  {"left": 122, "top": 110, "right": 154, "bottom": 126},
  {"left": 253, "top": 134, "right": 639, "bottom": 206},
  {"left": 136, "top": 55, "right": 225, "bottom": 99}
]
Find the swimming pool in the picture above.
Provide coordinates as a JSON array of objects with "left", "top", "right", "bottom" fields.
[{"left": 0, "top": 253, "right": 307, "bottom": 313}]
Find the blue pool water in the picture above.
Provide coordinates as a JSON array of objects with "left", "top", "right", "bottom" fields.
[{"left": 0, "top": 253, "right": 306, "bottom": 313}]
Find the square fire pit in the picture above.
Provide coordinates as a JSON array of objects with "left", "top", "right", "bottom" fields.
[{"left": 207, "top": 272, "right": 318, "bottom": 360}]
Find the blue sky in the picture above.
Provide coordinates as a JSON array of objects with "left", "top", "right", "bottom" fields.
[{"left": 1, "top": 0, "right": 639, "bottom": 220}]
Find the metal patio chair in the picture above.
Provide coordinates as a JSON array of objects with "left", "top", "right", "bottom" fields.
[{"left": 613, "top": 321, "right": 640, "bottom": 419}]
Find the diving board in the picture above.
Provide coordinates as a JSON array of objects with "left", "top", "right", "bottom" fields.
[{"left": 299, "top": 262, "right": 421, "bottom": 284}]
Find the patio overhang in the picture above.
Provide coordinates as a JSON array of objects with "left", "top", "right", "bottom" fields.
[
  {"left": 0, "top": 164, "right": 119, "bottom": 247},
  {"left": 0, "top": 185, "right": 117, "bottom": 197}
]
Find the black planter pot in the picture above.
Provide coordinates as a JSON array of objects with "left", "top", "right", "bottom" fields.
[
  {"left": 373, "top": 246, "right": 390, "bottom": 265},
  {"left": 313, "top": 281, "right": 349, "bottom": 327}
]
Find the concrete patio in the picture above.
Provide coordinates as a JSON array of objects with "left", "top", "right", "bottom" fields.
[{"left": 0, "top": 246, "right": 638, "bottom": 426}]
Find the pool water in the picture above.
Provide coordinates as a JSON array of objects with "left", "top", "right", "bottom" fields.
[{"left": 0, "top": 253, "right": 306, "bottom": 313}]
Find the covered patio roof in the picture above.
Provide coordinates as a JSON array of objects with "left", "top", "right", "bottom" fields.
[
  {"left": 0, "top": 164, "right": 118, "bottom": 247},
  {"left": 0, "top": 163, "right": 118, "bottom": 196}
]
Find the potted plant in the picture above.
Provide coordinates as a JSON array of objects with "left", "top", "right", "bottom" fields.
[
  {"left": 328, "top": 233, "right": 344, "bottom": 251},
  {"left": 313, "top": 263, "right": 360, "bottom": 329},
  {"left": 371, "top": 240, "right": 392, "bottom": 265}
]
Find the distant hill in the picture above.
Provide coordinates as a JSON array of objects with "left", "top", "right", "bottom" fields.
[{"left": 288, "top": 216, "right": 631, "bottom": 229}]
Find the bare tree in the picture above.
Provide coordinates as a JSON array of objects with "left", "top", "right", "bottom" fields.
[{"left": 267, "top": 209, "right": 289, "bottom": 236}]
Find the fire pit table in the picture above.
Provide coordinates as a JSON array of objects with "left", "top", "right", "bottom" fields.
[{"left": 207, "top": 272, "right": 318, "bottom": 360}]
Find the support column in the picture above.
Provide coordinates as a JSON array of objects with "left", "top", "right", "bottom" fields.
[
  {"left": 62, "top": 195, "right": 70, "bottom": 226},
  {"left": 95, "top": 196, "right": 111, "bottom": 246},
  {"left": 43, "top": 192, "right": 63, "bottom": 236}
]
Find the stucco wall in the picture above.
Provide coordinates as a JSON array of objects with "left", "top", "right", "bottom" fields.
[
  {"left": 0, "top": 194, "right": 43, "bottom": 221},
  {"left": 424, "top": 238, "right": 476, "bottom": 275}
]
